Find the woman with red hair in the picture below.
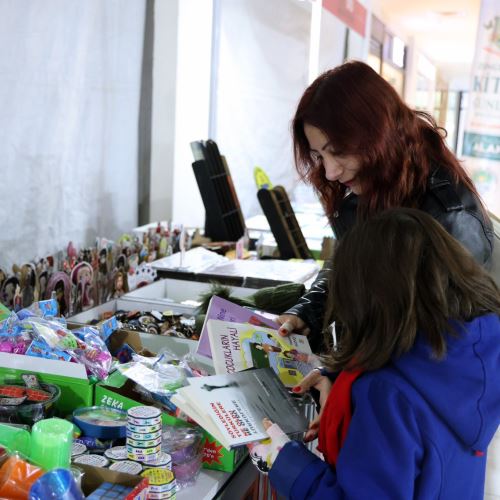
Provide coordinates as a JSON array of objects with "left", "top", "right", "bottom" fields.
[{"left": 278, "top": 61, "right": 494, "bottom": 349}]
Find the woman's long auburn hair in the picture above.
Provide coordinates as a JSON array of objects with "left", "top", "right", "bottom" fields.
[
  {"left": 323, "top": 208, "right": 500, "bottom": 372},
  {"left": 293, "top": 61, "right": 480, "bottom": 222}
]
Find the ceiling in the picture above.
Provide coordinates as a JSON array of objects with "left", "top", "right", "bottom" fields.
[{"left": 371, "top": 0, "right": 482, "bottom": 81}]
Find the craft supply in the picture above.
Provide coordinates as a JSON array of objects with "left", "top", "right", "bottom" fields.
[
  {"left": 109, "top": 460, "right": 143, "bottom": 475},
  {"left": 140, "top": 468, "right": 176, "bottom": 496},
  {"left": 126, "top": 406, "right": 162, "bottom": 462},
  {"left": 127, "top": 429, "right": 162, "bottom": 441},
  {"left": 73, "top": 454, "right": 110, "bottom": 468},
  {"left": 126, "top": 436, "right": 162, "bottom": 448},
  {"left": 0, "top": 455, "right": 44, "bottom": 499},
  {"left": 73, "top": 406, "right": 127, "bottom": 439},
  {"left": 161, "top": 426, "right": 203, "bottom": 488},
  {"left": 127, "top": 406, "right": 161, "bottom": 426},
  {"left": 30, "top": 417, "right": 73, "bottom": 470},
  {"left": 126, "top": 444, "right": 162, "bottom": 461},
  {"left": 104, "top": 445, "right": 128, "bottom": 462},
  {"left": 29, "top": 467, "right": 85, "bottom": 500},
  {"left": 128, "top": 422, "right": 162, "bottom": 434},
  {"left": 141, "top": 452, "right": 172, "bottom": 471},
  {"left": 71, "top": 442, "right": 87, "bottom": 457}
]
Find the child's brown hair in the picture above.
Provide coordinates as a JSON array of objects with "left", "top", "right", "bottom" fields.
[{"left": 323, "top": 207, "right": 500, "bottom": 371}]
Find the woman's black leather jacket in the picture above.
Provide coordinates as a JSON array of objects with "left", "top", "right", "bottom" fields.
[{"left": 285, "top": 168, "right": 494, "bottom": 347}]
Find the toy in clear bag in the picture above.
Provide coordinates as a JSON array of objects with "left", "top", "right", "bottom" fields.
[
  {"left": 23, "top": 318, "right": 112, "bottom": 380},
  {"left": 116, "top": 352, "right": 188, "bottom": 412},
  {"left": 161, "top": 425, "right": 203, "bottom": 489},
  {"left": 71, "top": 327, "right": 113, "bottom": 380}
]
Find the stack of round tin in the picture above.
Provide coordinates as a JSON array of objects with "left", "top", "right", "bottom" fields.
[
  {"left": 140, "top": 468, "right": 177, "bottom": 499},
  {"left": 126, "top": 406, "right": 162, "bottom": 464}
]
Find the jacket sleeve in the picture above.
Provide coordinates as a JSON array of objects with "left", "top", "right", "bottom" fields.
[
  {"left": 434, "top": 209, "right": 494, "bottom": 268},
  {"left": 269, "top": 377, "right": 426, "bottom": 499},
  {"left": 283, "top": 258, "right": 333, "bottom": 339}
]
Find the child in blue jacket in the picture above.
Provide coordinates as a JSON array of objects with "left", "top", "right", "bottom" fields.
[{"left": 250, "top": 207, "right": 500, "bottom": 499}]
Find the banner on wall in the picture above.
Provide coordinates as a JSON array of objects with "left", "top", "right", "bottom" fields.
[{"left": 462, "top": 0, "right": 500, "bottom": 216}]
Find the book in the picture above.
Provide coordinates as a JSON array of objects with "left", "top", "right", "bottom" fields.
[
  {"left": 196, "top": 295, "right": 279, "bottom": 359},
  {"left": 171, "top": 368, "right": 309, "bottom": 449},
  {"left": 206, "top": 319, "right": 315, "bottom": 388}
]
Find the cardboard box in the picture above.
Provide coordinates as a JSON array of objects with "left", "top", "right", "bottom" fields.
[
  {"left": 96, "top": 369, "right": 247, "bottom": 473},
  {"left": 0, "top": 352, "right": 94, "bottom": 415},
  {"left": 78, "top": 463, "right": 148, "bottom": 499}
]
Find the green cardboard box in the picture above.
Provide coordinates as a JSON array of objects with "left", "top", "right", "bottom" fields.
[
  {"left": 0, "top": 352, "right": 94, "bottom": 415},
  {"left": 96, "top": 370, "right": 247, "bottom": 472}
]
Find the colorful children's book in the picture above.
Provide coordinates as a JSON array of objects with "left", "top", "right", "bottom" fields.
[
  {"left": 196, "top": 295, "right": 279, "bottom": 359},
  {"left": 206, "top": 319, "right": 315, "bottom": 388},
  {"left": 171, "top": 368, "right": 309, "bottom": 449}
]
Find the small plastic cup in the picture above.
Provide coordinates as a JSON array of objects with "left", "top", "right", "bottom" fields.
[
  {"left": 30, "top": 418, "right": 73, "bottom": 470},
  {"left": 0, "top": 455, "right": 44, "bottom": 499},
  {"left": 29, "top": 468, "right": 85, "bottom": 500}
]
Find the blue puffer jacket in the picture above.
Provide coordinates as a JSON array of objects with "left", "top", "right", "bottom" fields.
[{"left": 269, "top": 314, "right": 500, "bottom": 499}]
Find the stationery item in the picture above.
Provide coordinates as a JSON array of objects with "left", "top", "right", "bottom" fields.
[
  {"left": 73, "top": 454, "right": 110, "bottom": 468},
  {"left": 171, "top": 368, "right": 309, "bottom": 449},
  {"left": 141, "top": 452, "right": 172, "bottom": 471},
  {"left": 29, "top": 468, "right": 85, "bottom": 500},
  {"left": 109, "top": 460, "right": 143, "bottom": 475},
  {"left": 30, "top": 418, "right": 74, "bottom": 470},
  {"left": 0, "top": 455, "right": 44, "bottom": 499},
  {"left": 161, "top": 426, "right": 202, "bottom": 488},
  {"left": 140, "top": 468, "right": 176, "bottom": 497},
  {"left": 197, "top": 295, "right": 278, "bottom": 358},
  {"left": 71, "top": 442, "right": 87, "bottom": 457},
  {"left": 104, "top": 446, "right": 128, "bottom": 462},
  {"left": 72, "top": 406, "right": 127, "bottom": 439},
  {"left": 207, "top": 319, "right": 315, "bottom": 387},
  {"left": 126, "top": 406, "right": 161, "bottom": 426}
]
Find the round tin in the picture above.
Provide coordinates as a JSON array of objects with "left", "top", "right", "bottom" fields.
[
  {"left": 127, "top": 422, "right": 162, "bottom": 434},
  {"left": 73, "top": 406, "right": 127, "bottom": 439},
  {"left": 141, "top": 452, "right": 172, "bottom": 470},
  {"left": 148, "top": 491, "right": 177, "bottom": 500},
  {"left": 109, "top": 460, "right": 143, "bottom": 475},
  {"left": 141, "top": 467, "right": 175, "bottom": 486},
  {"left": 127, "top": 406, "right": 161, "bottom": 420},
  {"left": 127, "top": 430, "right": 162, "bottom": 441},
  {"left": 73, "top": 454, "right": 110, "bottom": 468},
  {"left": 71, "top": 442, "right": 87, "bottom": 457},
  {"left": 104, "top": 446, "right": 128, "bottom": 462},
  {"left": 126, "top": 436, "right": 162, "bottom": 448}
]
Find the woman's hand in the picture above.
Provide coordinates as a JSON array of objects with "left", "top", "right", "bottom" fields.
[
  {"left": 276, "top": 314, "right": 310, "bottom": 337},
  {"left": 293, "top": 368, "right": 333, "bottom": 442},
  {"left": 247, "top": 418, "right": 290, "bottom": 474}
]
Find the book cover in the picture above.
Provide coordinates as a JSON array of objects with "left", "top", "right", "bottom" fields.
[
  {"left": 196, "top": 295, "right": 279, "bottom": 359},
  {"left": 171, "top": 368, "right": 309, "bottom": 449},
  {"left": 207, "top": 319, "right": 314, "bottom": 388}
]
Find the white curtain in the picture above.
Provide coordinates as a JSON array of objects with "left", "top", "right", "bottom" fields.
[
  {"left": 214, "top": 0, "right": 311, "bottom": 218},
  {"left": 0, "top": 0, "right": 144, "bottom": 270}
]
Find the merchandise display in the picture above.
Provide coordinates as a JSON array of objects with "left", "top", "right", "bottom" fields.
[{"left": 0, "top": 268, "right": 315, "bottom": 498}]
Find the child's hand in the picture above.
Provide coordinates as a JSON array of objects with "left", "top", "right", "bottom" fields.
[
  {"left": 293, "top": 368, "right": 333, "bottom": 442},
  {"left": 247, "top": 418, "right": 290, "bottom": 474},
  {"left": 276, "top": 314, "right": 310, "bottom": 336}
]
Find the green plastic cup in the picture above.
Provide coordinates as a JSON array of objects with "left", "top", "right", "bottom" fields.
[
  {"left": 30, "top": 418, "right": 73, "bottom": 470},
  {"left": 0, "top": 423, "right": 31, "bottom": 457}
]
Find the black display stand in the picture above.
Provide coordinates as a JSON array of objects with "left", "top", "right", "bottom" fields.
[
  {"left": 191, "top": 140, "right": 246, "bottom": 242},
  {"left": 257, "top": 186, "right": 312, "bottom": 260}
]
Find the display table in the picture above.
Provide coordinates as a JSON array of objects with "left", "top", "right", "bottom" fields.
[{"left": 178, "top": 458, "right": 258, "bottom": 500}]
